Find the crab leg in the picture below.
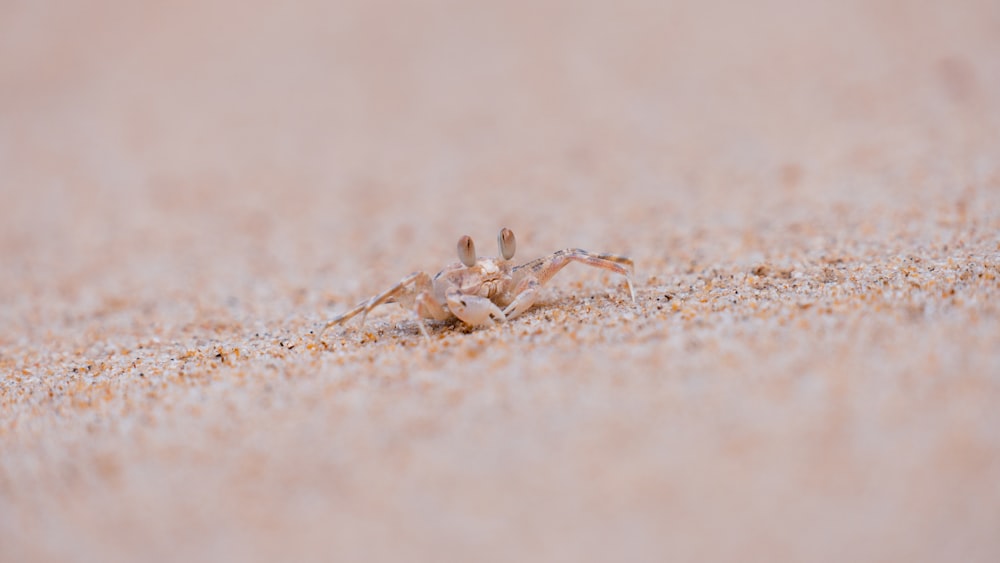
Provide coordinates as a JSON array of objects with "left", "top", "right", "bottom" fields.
[
  {"left": 320, "top": 271, "right": 434, "bottom": 337},
  {"left": 505, "top": 249, "right": 636, "bottom": 319}
]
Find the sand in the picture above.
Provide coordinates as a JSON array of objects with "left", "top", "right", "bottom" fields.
[{"left": 2, "top": 1, "right": 999, "bottom": 561}]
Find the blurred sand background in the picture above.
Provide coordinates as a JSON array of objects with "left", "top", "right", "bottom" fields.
[{"left": 2, "top": 0, "right": 1000, "bottom": 561}]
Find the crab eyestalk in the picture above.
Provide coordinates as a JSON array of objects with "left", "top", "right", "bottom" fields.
[
  {"left": 458, "top": 235, "right": 477, "bottom": 267},
  {"left": 498, "top": 227, "right": 516, "bottom": 260}
]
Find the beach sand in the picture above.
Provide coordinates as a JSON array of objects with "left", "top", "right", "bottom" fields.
[{"left": 2, "top": 1, "right": 999, "bottom": 561}]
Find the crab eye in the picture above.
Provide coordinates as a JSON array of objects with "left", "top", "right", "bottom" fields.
[
  {"left": 497, "top": 227, "right": 516, "bottom": 260},
  {"left": 457, "top": 235, "right": 477, "bottom": 267}
]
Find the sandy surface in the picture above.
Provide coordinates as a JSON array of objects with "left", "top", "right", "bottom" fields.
[{"left": 2, "top": 1, "right": 1000, "bottom": 561}]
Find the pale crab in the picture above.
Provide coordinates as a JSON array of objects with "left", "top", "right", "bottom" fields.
[{"left": 320, "top": 228, "right": 635, "bottom": 340}]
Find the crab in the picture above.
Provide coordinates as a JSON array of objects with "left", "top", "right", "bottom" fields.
[{"left": 320, "top": 228, "right": 635, "bottom": 340}]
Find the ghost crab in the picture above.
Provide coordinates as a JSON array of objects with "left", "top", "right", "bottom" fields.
[{"left": 321, "top": 228, "right": 635, "bottom": 340}]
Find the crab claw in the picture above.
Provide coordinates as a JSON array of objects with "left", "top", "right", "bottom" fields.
[{"left": 447, "top": 293, "right": 506, "bottom": 327}]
